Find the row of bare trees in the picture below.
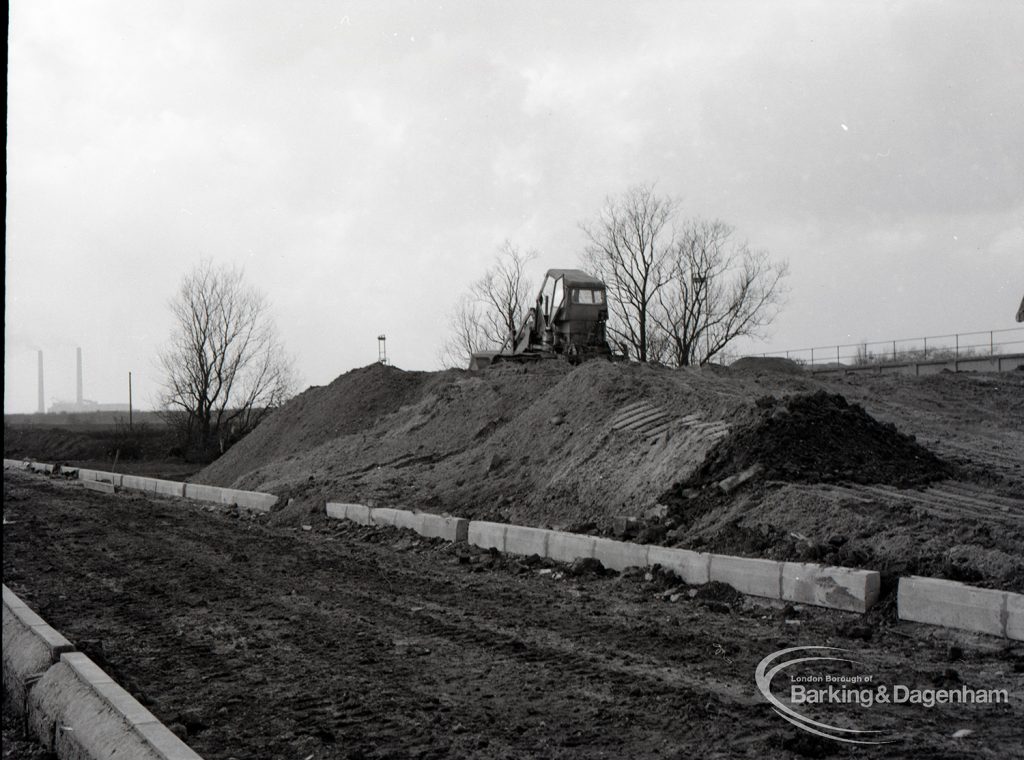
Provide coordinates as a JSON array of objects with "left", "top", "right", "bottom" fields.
[{"left": 444, "top": 184, "right": 789, "bottom": 368}]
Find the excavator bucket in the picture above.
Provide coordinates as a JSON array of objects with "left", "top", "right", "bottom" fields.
[{"left": 469, "top": 351, "right": 499, "bottom": 371}]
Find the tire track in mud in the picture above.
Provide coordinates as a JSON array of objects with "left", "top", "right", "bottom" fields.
[
  {"left": 827, "top": 482, "right": 1024, "bottom": 528},
  {"left": 4, "top": 472, "right": 1023, "bottom": 759}
]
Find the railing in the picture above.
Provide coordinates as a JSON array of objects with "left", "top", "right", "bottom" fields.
[{"left": 749, "top": 327, "right": 1024, "bottom": 368}]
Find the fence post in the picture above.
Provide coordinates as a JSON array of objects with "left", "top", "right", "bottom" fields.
[
  {"left": 990, "top": 331, "right": 994, "bottom": 356},
  {"left": 923, "top": 336, "right": 927, "bottom": 359},
  {"left": 892, "top": 341, "right": 897, "bottom": 362},
  {"left": 836, "top": 345, "right": 840, "bottom": 366},
  {"left": 811, "top": 347, "right": 815, "bottom": 365},
  {"left": 955, "top": 334, "right": 959, "bottom": 358}
]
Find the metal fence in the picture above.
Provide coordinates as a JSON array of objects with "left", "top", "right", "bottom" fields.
[{"left": 749, "top": 327, "right": 1024, "bottom": 367}]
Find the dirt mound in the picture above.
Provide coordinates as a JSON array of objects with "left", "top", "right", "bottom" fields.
[
  {"left": 188, "top": 360, "right": 1022, "bottom": 592},
  {"left": 675, "top": 390, "right": 951, "bottom": 491},
  {"left": 728, "top": 356, "right": 804, "bottom": 375},
  {"left": 197, "top": 363, "right": 438, "bottom": 486}
]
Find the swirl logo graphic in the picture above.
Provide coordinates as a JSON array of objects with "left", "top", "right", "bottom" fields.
[{"left": 755, "top": 646, "right": 896, "bottom": 745}]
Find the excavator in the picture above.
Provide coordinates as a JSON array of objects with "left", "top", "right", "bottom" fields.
[{"left": 469, "top": 268, "right": 619, "bottom": 370}]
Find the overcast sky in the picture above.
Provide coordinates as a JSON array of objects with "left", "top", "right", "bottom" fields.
[{"left": 5, "top": 1, "right": 1023, "bottom": 413}]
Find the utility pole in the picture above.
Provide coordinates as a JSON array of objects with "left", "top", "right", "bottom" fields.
[{"left": 378, "top": 335, "right": 388, "bottom": 365}]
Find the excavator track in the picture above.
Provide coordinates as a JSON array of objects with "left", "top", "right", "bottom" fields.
[{"left": 611, "top": 401, "right": 730, "bottom": 446}]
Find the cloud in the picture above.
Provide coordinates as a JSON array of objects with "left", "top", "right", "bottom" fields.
[{"left": 6, "top": 1, "right": 1024, "bottom": 412}]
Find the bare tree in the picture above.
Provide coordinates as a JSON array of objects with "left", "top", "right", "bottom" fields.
[
  {"left": 158, "top": 261, "right": 295, "bottom": 461},
  {"left": 653, "top": 219, "right": 789, "bottom": 366},
  {"left": 581, "top": 185, "right": 788, "bottom": 366},
  {"left": 439, "top": 292, "right": 492, "bottom": 369},
  {"left": 580, "top": 184, "right": 675, "bottom": 362},
  {"left": 440, "top": 242, "right": 535, "bottom": 368}
]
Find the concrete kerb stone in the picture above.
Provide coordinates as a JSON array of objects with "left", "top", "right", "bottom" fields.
[
  {"left": 326, "top": 502, "right": 372, "bottom": 525},
  {"left": 648, "top": 546, "right": 711, "bottom": 586},
  {"left": 468, "top": 521, "right": 508, "bottom": 552},
  {"left": 545, "top": 532, "right": 596, "bottom": 564},
  {"left": 393, "top": 509, "right": 426, "bottom": 534},
  {"left": 182, "top": 483, "right": 277, "bottom": 512},
  {"left": 28, "top": 652, "right": 203, "bottom": 760},
  {"left": 325, "top": 502, "right": 468, "bottom": 542},
  {"left": 369, "top": 507, "right": 401, "bottom": 528},
  {"left": 898, "top": 576, "right": 1022, "bottom": 640},
  {"left": 2, "top": 586, "right": 75, "bottom": 712},
  {"left": 592, "top": 537, "right": 650, "bottom": 572},
  {"left": 3, "top": 458, "right": 31, "bottom": 470},
  {"left": 1006, "top": 592, "right": 1024, "bottom": 641},
  {"left": 78, "top": 469, "right": 121, "bottom": 486},
  {"left": 709, "top": 554, "right": 783, "bottom": 600},
  {"left": 504, "top": 525, "right": 551, "bottom": 558},
  {"left": 183, "top": 483, "right": 223, "bottom": 503},
  {"left": 782, "top": 562, "right": 880, "bottom": 613},
  {"left": 418, "top": 513, "right": 469, "bottom": 543},
  {"left": 121, "top": 474, "right": 160, "bottom": 493},
  {"left": 3, "top": 585, "right": 202, "bottom": 759}
]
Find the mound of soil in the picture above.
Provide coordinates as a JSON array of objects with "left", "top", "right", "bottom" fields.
[
  {"left": 675, "top": 390, "right": 951, "bottom": 491},
  {"left": 728, "top": 356, "right": 805, "bottom": 375},
  {"left": 197, "top": 363, "right": 438, "bottom": 487}
]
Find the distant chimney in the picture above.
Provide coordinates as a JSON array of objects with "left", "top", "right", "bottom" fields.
[
  {"left": 37, "top": 350, "right": 45, "bottom": 413},
  {"left": 76, "top": 347, "right": 83, "bottom": 404}
]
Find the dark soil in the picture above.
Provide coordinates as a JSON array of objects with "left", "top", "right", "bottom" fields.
[
  {"left": 4, "top": 471, "right": 1022, "bottom": 759},
  {"left": 676, "top": 390, "right": 952, "bottom": 491}
]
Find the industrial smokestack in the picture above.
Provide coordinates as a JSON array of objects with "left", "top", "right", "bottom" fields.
[
  {"left": 76, "top": 347, "right": 83, "bottom": 404},
  {"left": 37, "top": 350, "right": 45, "bottom": 413}
]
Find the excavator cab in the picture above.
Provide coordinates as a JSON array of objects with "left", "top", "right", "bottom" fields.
[
  {"left": 470, "top": 268, "right": 613, "bottom": 369},
  {"left": 534, "top": 269, "right": 609, "bottom": 357}
]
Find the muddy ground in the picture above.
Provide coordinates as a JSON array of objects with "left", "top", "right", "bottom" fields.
[
  {"left": 10, "top": 363, "right": 1022, "bottom": 593},
  {"left": 3, "top": 470, "right": 1023, "bottom": 759},
  {"left": 183, "top": 362, "right": 1024, "bottom": 592}
]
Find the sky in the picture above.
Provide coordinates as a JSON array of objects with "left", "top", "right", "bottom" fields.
[{"left": 5, "top": 0, "right": 1024, "bottom": 413}]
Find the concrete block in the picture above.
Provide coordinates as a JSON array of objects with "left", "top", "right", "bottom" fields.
[
  {"left": 782, "top": 562, "right": 880, "bottom": 613},
  {"left": 153, "top": 478, "right": 186, "bottom": 497},
  {"left": 648, "top": 546, "right": 711, "bottom": 585},
  {"left": 134, "top": 720, "right": 208, "bottom": 760},
  {"left": 121, "top": 474, "right": 157, "bottom": 492},
  {"left": 592, "top": 537, "right": 650, "bottom": 572},
  {"left": 223, "top": 489, "right": 277, "bottom": 512},
  {"left": 393, "top": 509, "right": 426, "bottom": 533},
  {"left": 418, "top": 514, "right": 469, "bottom": 542},
  {"left": 504, "top": 526, "right": 551, "bottom": 558},
  {"left": 1006, "top": 592, "right": 1024, "bottom": 642},
  {"left": 28, "top": 653, "right": 203, "bottom": 760},
  {"left": 83, "top": 480, "right": 116, "bottom": 495},
  {"left": 709, "top": 554, "right": 782, "bottom": 600},
  {"left": 3, "top": 459, "right": 30, "bottom": 470},
  {"left": 369, "top": 507, "right": 401, "bottom": 527},
  {"left": 468, "top": 521, "right": 507, "bottom": 552},
  {"left": 326, "top": 502, "right": 372, "bottom": 525},
  {"left": 79, "top": 469, "right": 122, "bottom": 486},
  {"left": 184, "top": 483, "right": 276, "bottom": 512},
  {"left": 545, "top": 532, "right": 596, "bottom": 563},
  {"left": 897, "top": 576, "right": 1007, "bottom": 638},
  {"left": 2, "top": 586, "right": 75, "bottom": 713},
  {"left": 183, "top": 482, "right": 223, "bottom": 503}
]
